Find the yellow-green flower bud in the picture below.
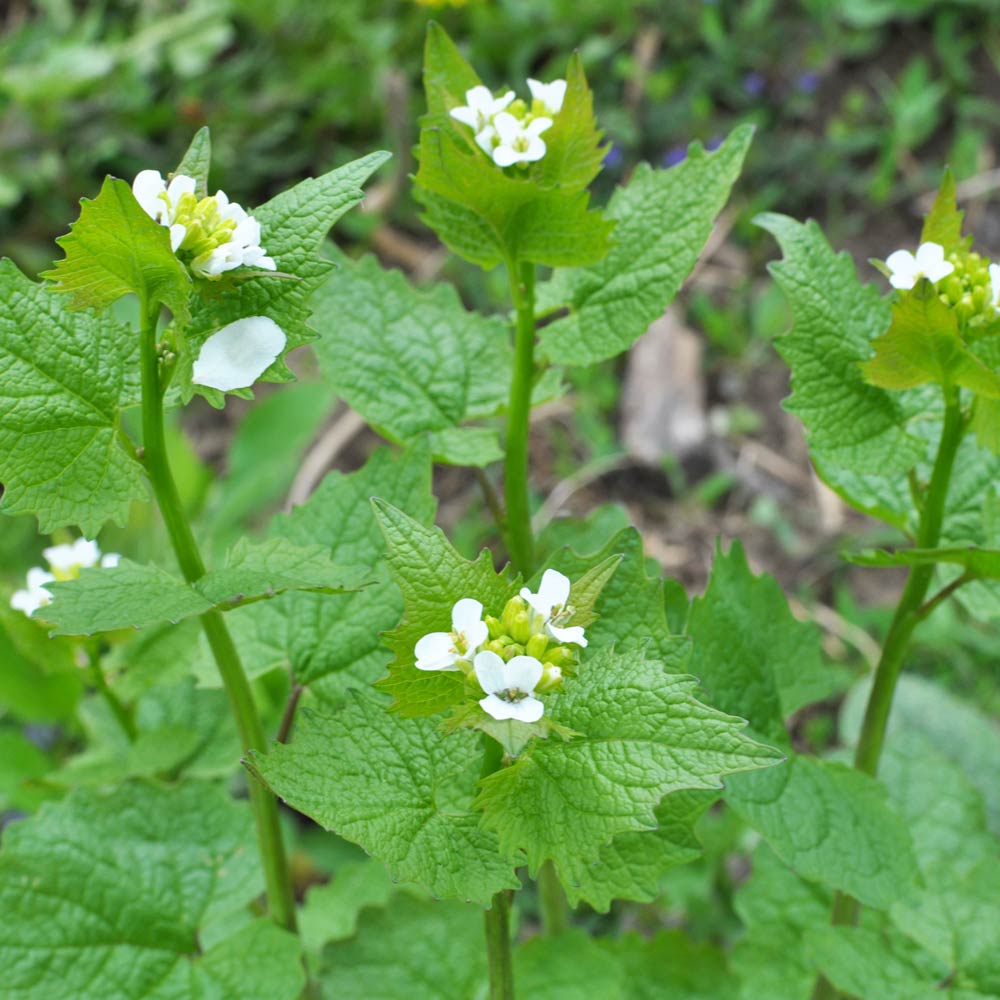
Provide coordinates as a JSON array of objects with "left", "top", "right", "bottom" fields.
[
  {"left": 486, "top": 638, "right": 509, "bottom": 657},
  {"left": 502, "top": 643, "right": 525, "bottom": 660},
  {"left": 508, "top": 98, "right": 528, "bottom": 119},
  {"left": 944, "top": 275, "right": 964, "bottom": 304},
  {"left": 536, "top": 664, "right": 563, "bottom": 693},
  {"left": 543, "top": 646, "right": 576, "bottom": 667},
  {"left": 526, "top": 633, "right": 549, "bottom": 659},
  {"left": 501, "top": 597, "right": 527, "bottom": 636},
  {"left": 485, "top": 615, "right": 504, "bottom": 640}
]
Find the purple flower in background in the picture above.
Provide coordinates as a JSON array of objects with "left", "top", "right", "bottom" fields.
[
  {"left": 796, "top": 71, "right": 820, "bottom": 94},
  {"left": 706, "top": 135, "right": 723, "bottom": 152},
  {"left": 743, "top": 72, "right": 766, "bottom": 97},
  {"left": 604, "top": 145, "right": 623, "bottom": 169},
  {"left": 663, "top": 144, "right": 687, "bottom": 167}
]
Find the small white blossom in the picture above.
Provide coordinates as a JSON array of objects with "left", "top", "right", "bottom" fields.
[
  {"left": 415, "top": 598, "right": 489, "bottom": 672},
  {"left": 131, "top": 170, "right": 276, "bottom": 279},
  {"left": 191, "top": 316, "right": 287, "bottom": 392},
  {"left": 450, "top": 85, "right": 516, "bottom": 135},
  {"left": 885, "top": 242, "right": 954, "bottom": 290},
  {"left": 990, "top": 263, "right": 1000, "bottom": 308},
  {"left": 491, "top": 112, "right": 553, "bottom": 167},
  {"left": 520, "top": 569, "right": 587, "bottom": 647},
  {"left": 527, "top": 78, "right": 567, "bottom": 115},
  {"left": 11, "top": 539, "right": 120, "bottom": 617},
  {"left": 475, "top": 650, "right": 545, "bottom": 723}
]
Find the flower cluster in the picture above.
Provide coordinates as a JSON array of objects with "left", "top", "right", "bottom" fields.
[
  {"left": 414, "top": 569, "right": 586, "bottom": 723},
  {"left": 885, "top": 240, "right": 1000, "bottom": 321},
  {"left": 450, "top": 78, "right": 567, "bottom": 168},
  {"left": 132, "top": 171, "right": 276, "bottom": 279},
  {"left": 11, "top": 539, "right": 120, "bottom": 618}
]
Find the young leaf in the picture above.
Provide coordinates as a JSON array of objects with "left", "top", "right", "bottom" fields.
[
  {"left": 688, "top": 541, "right": 844, "bottom": 736},
  {"left": 249, "top": 701, "right": 522, "bottom": 906},
  {"left": 0, "top": 781, "right": 304, "bottom": 1000},
  {"left": 725, "top": 755, "right": 918, "bottom": 909},
  {"left": 422, "top": 21, "right": 482, "bottom": 119},
  {"left": 848, "top": 544, "right": 1000, "bottom": 578},
  {"left": 174, "top": 125, "right": 212, "bottom": 197},
  {"left": 863, "top": 281, "right": 1000, "bottom": 397},
  {"left": 42, "top": 175, "right": 191, "bottom": 322},
  {"left": 0, "top": 259, "right": 146, "bottom": 535},
  {"left": 179, "top": 151, "right": 390, "bottom": 403},
  {"left": 373, "top": 500, "right": 520, "bottom": 717},
  {"left": 537, "top": 126, "right": 753, "bottom": 366},
  {"left": 475, "top": 646, "right": 783, "bottom": 879},
  {"left": 756, "top": 213, "right": 925, "bottom": 492},
  {"left": 39, "top": 538, "right": 368, "bottom": 635},
  {"left": 201, "top": 445, "right": 436, "bottom": 698},
  {"left": 311, "top": 254, "right": 509, "bottom": 465},
  {"left": 920, "top": 168, "right": 969, "bottom": 256}
]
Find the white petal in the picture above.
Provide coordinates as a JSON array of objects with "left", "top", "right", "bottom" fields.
[
  {"left": 509, "top": 695, "right": 544, "bottom": 723},
  {"left": 71, "top": 538, "right": 102, "bottom": 568},
  {"left": 492, "top": 144, "right": 519, "bottom": 168},
  {"left": 914, "top": 242, "right": 945, "bottom": 268},
  {"left": 493, "top": 90, "right": 516, "bottom": 113},
  {"left": 526, "top": 117, "right": 553, "bottom": 138},
  {"left": 523, "top": 135, "right": 547, "bottom": 162},
  {"left": 132, "top": 170, "right": 166, "bottom": 220},
  {"left": 256, "top": 255, "right": 277, "bottom": 271},
  {"left": 538, "top": 569, "right": 571, "bottom": 613},
  {"left": 44, "top": 539, "right": 98, "bottom": 572},
  {"left": 546, "top": 79, "right": 567, "bottom": 112},
  {"left": 10, "top": 589, "right": 38, "bottom": 614},
  {"left": 492, "top": 112, "right": 520, "bottom": 145},
  {"left": 885, "top": 249, "right": 916, "bottom": 288},
  {"left": 990, "top": 263, "right": 1000, "bottom": 306},
  {"left": 232, "top": 216, "right": 262, "bottom": 248},
  {"left": 100, "top": 553, "right": 121, "bottom": 568},
  {"left": 169, "top": 224, "right": 186, "bottom": 251},
  {"left": 165, "top": 173, "right": 196, "bottom": 207},
  {"left": 452, "top": 598, "right": 484, "bottom": 630},
  {"left": 465, "top": 85, "right": 496, "bottom": 112},
  {"left": 463, "top": 619, "right": 489, "bottom": 653},
  {"left": 474, "top": 649, "right": 507, "bottom": 695},
  {"left": 475, "top": 125, "right": 497, "bottom": 154},
  {"left": 527, "top": 78, "right": 545, "bottom": 102},
  {"left": 889, "top": 272, "right": 915, "bottom": 291},
  {"left": 415, "top": 630, "right": 459, "bottom": 671},
  {"left": 480, "top": 693, "right": 517, "bottom": 720},
  {"left": 548, "top": 623, "right": 588, "bottom": 647},
  {"left": 504, "top": 654, "right": 544, "bottom": 694},
  {"left": 450, "top": 106, "right": 479, "bottom": 128},
  {"left": 26, "top": 567, "right": 55, "bottom": 590},
  {"left": 191, "top": 316, "right": 286, "bottom": 392}
]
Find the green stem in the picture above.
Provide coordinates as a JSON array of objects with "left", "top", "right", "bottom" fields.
[
  {"left": 536, "top": 862, "right": 569, "bottom": 935},
  {"left": 504, "top": 259, "right": 537, "bottom": 575},
  {"left": 811, "top": 386, "right": 964, "bottom": 1000},
  {"left": 87, "top": 647, "right": 136, "bottom": 742},
  {"left": 138, "top": 302, "right": 297, "bottom": 934},
  {"left": 481, "top": 734, "right": 515, "bottom": 999}
]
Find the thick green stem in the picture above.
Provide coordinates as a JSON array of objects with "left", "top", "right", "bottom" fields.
[
  {"left": 504, "top": 260, "right": 537, "bottom": 575},
  {"left": 481, "top": 734, "right": 515, "bottom": 999},
  {"left": 87, "top": 647, "right": 136, "bottom": 741},
  {"left": 811, "top": 386, "right": 964, "bottom": 1000},
  {"left": 536, "top": 862, "right": 569, "bottom": 935},
  {"left": 139, "top": 303, "right": 297, "bottom": 934}
]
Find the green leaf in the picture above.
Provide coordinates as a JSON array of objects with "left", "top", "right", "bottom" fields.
[
  {"left": 0, "top": 729, "right": 51, "bottom": 812},
  {"left": 563, "top": 789, "right": 715, "bottom": 911},
  {"left": 688, "top": 541, "right": 844, "bottom": 739},
  {"left": 42, "top": 175, "right": 191, "bottom": 322},
  {"left": 756, "top": 211, "right": 926, "bottom": 495},
  {"left": 725, "top": 755, "right": 918, "bottom": 909},
  {"left": 201, "top": 445, "right": 435, "bottom": 697},
  {"left": 180, "top": 151, "right": 390, "bottom": 403},
  {"left": 475, "top": 646, "right": 783, "bottom": 879},
  {"left": 174, "top": 126, "right": 212, "bottom": 197},
  {"left": 0, "top": 780, "right": 304, "bottom": 1000},
  {"left": 427, "top": 425, "right": 505, "bottom": 467},
  {"left": 422, "top": 21, "right": 482, "bottom": 119},
  {"left": 311, "top": 254, "right": 508, "bottom": 460},
  {"left": 319, "top": 894, "right": 486, "bottom": 1000},
  {"left": 249, "top": 700, "right": 522, "bottom": 905},
  {"left": 541, "top": 527, "right": 690, "bottom": 668},
  {"left": 373, "top": 500, "right": 520, "bottom": 717},
  {"left": 920, "top": 168, "right": 968, "bottom": 255},
  {"left": 863, "top": 282, "right": 1000, "bottom": 397},
  {"left": 39, "top": 538, "right": 367, "bottom": 635},
  {"left": 537, "top": 126, "right": 753, "bottom": 366},
  {"left": 517, "top": 929, "right": 625, "bottom": 1000},
  {"left": 0, "top": 260, "right": 146, "bottom": 535},
  {"left": 848, "top": 543, "right": 1000, "bottom": 578}
]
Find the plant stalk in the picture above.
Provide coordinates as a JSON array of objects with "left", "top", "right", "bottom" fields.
[
  {"left": 87, "top": 647, "right": 136, "bottom": 741},
  {"left": 536, "top": 861, "right": 569, "bottom": 935},
  {"left": 504, "top": 259, "right": 537, "bottom": 575},
  {"left": 811, "top": 386, "right": 964, "bottom": 1000},
  {"left": 139, "top": 302, "right": 297, "bottom": 933}
]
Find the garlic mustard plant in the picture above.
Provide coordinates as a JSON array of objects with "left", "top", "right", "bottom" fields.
[
  {"left": 474, "top": 650, "right": 545, "bottom": 722},
  {"left": 884, "top": 240, "right": 953, "bottom": 289},
  {"left": 414, "top": 597, "right": 488, "bottom": 671}
]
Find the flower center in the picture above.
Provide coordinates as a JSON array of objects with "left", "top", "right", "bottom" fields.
[
  {"left": 500, "top": 687, "right": 528, "bottom": 703},
  {"left": 168, "top": 192, "right": 238, "bottom": 259}
]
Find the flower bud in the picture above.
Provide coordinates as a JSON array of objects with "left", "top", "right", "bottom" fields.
[
  {"left": 508, "top": 98, "right": 528, "bottom": 119},
  {"left": 543, "top": 645, "right": 576, "bottom": 667},
  {"left": 502, "top": 596, "right": 532, "bottom": 641},
  {"left": 536, "top": 664, "right": 563, "bottom": 692},
  {"left": 486, "top": 638, "right": 509, "bottom": 657},
  {"left": 485, "top": 615, "right": 504, "bottom": 639},
  {"left": 526, "top": 633, "right": 549, "bottom": 659},
  {"left": 502, "top": 643, "right": 525, "bottom": 660}
]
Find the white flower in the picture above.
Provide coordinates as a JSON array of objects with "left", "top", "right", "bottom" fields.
[
  {"left": 191, "top": 316, "right": 287, "bottom": 392},
  {"left": 414, "top": 598, "right": 489, "bottom": 672},
  {"left": 475, "top": 650, "right": 545, "bottom": 723},
  {"left": 990, "top": 263, "right": 1000, "bottom": 308},
  {"left": 11, "top": 538, "right": 121, "bottom": 617},
  {"left": 885, "top": 242, "right": 954, "bottom": 290},
  {"left": 520, "top": 569, "right": 587, "bottom": 647},
  {"left": 450, "top": 85, "right": 516, "bottom": 135},
  {"left": 10, "top": 567, "right": 56, "bottom": 617},
  {"left": 527, "top": 78, "right": 567, "bottom": 115},
  {"left": 131, "top": 170, "right": 275, "bottom": 279},
  {"left": 491, "top": 112, "right": 553, "bottom": 167}
]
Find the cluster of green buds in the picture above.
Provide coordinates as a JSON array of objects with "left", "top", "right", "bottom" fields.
[
  {"left": 483, "top": 596, "right": 578, "bottom": 694},
  {"left": 940, "top": 250, "right": 997, "bottom": 323}
]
